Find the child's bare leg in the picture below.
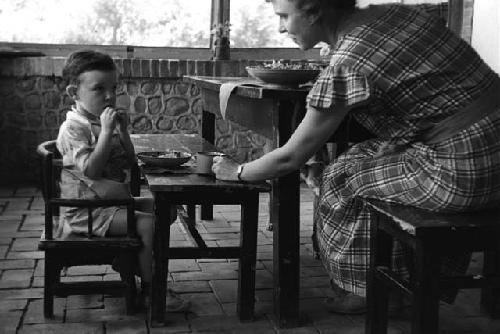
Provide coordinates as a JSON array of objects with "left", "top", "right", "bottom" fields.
[
  {"left": 107, "top": 210, "right": 153, "bottom": 283},
  {"left": 134, "top": 212, "right": 153, "bottom": 283},
  {"left": 133, "top": 196, "right": 177, "bottom": 223},
  {"left": 134, "top": 197, "right": 154, "bottom": 213},
  {"left": 108, "top": 209, "right": 188, "bottom": 311}
]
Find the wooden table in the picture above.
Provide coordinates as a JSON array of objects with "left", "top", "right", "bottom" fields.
[
  {"left": 183, "top": 76, "right": 312, "bottom": 327},
  {"left": 131, "top": 133, "right": 270, "bottom": 326}
]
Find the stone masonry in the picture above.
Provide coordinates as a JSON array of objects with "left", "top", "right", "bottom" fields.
[{"left": 0, "top": 57, "right": 274, "bottom": 184}]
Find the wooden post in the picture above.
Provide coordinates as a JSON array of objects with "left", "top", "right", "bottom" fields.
[
  {"left": 210, "top": 0, "right": 230, "bottom": 60},
  {"left": 448, "top": 0, "right": 464, "bottom": 37}
]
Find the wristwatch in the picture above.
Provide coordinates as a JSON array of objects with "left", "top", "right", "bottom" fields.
[{"left": 237, "top": 164, "right": 245, "bottom": 182}]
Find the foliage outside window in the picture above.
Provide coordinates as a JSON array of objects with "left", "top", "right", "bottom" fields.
[{"left": 0, "top": 0, "right": 211, "bottom": 47}]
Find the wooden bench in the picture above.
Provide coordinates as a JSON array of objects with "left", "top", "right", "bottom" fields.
[
  {"left": 364, "top": 198, "right": 500, "bottom": 334},
  {"left": 130, "top": 133, "right": 271, "bottom": 326}
]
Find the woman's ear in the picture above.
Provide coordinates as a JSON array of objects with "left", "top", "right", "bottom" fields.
[
  {"left": 308, "top": 12, "right": 321, "bottom": 25},
  {"left": 307, "top": 10, "right": 321, "bottom": 25},
  {"left": 66, "top": 85, "right": 78, "bottom": 99}
]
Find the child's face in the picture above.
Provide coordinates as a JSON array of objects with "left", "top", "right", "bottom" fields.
[{"left": 73, "top": 70, "right": 118, "bottom": 117}]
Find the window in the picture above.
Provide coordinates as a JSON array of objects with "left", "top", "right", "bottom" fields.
[
  {"left": 0, "top": 0, "right": 468, "bottom": 59},
  {"left": 229, "top": 0, "right": 295, "bottom": 48},
  {"left": 0, "top": 0, "right": 211, "bottom": 47}
]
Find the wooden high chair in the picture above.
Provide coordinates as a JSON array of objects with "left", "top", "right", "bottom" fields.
[{"left": 36, "top": 140, "right": 142, "bottom": 317}]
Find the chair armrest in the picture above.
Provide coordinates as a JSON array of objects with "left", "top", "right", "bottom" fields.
[
  {"left": 47, "top": 197, "right": 137, "bottom": 239},
  {"left": 50, "top": 197, "right": 134, "bottom": 208}
]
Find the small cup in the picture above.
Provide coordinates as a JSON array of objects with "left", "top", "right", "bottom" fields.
[{"left": 196, "top": 151, "right": 226, "bottom": 175}]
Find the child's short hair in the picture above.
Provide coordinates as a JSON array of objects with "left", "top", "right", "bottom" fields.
[{"left": 62, "top": 50, "right": 116, "bottom": 86}]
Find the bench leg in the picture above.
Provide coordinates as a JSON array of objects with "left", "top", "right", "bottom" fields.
[
  {"left": 237, "top": 193, "right": 259, "bottom": 321},
  {"left": 481, "top": 251, "right": 500, "bottom": 318},
  {"left": 187, "top": 205, "right": 196, "bottom": 223},
  {"left": 412, "top": 240, "right": 440, "bottom": 334},
  {"left": 201, "top": 205, "right": 213, "bottom": 220},
  {"left": 366, "top": 213, "right": 392, "bottom": 334}
]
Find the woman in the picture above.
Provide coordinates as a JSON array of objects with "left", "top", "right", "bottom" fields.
[{"left": 212, "top": 0, "right": 500, "bottom": 314}]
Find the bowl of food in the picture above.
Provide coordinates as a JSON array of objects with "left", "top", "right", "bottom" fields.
[
  {"left": 137, "top": 150, "right": 192, "bottom": 168},
  {"left": 246, "top": 60, "right": 323, "bottom": 86}
]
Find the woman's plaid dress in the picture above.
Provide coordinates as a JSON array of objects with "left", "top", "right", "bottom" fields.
[{"left": 307, "top": 5, "right": 500, "bottom": 296}]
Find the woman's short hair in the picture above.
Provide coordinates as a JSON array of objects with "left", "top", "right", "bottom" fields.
[
  {"left": 62, "top": 50, "right": 116, "bottom": 86},
  {"left": 266, "top": 0, "right": 356, "bottom": 16}
]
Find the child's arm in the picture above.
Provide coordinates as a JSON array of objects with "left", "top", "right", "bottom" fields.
[
  {"left": 84, "top": 108, "right": 117, "bottom": 179},
  {"left": 116, "top": 110, "right": 137, "bottom": 164}
]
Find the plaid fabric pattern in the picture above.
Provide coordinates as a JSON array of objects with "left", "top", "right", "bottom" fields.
[{"left": 310, "top": 5, "right": 500, "bottom": 295}]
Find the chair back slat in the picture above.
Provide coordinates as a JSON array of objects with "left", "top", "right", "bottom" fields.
[{"left": 36, "top": 140, "right": 61, "bottom": 240}]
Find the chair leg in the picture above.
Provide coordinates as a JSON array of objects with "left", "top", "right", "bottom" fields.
[
  {"left": 201, "top": 205, "right": 213, "bottom": 220},
  {"left": 43, "top": 254, "right": 55, "bottom": 318},
  {"left": 237, "top": 193, "right": 259, "bottom": 321},
  {"left": 119, "top": 251, "right": 138, "bottom": 315},
  {"left": 481, "top": 251, "right": 500, "bottom": 318},
  {"left": 412, "top": 240, "right": 440, "bottom": 334},
  {"left": 366, "top": 213, "right": 391, "bottom": 334}
]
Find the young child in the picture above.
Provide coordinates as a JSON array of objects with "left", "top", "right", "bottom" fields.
[{"left": 57, "top": 49, "right": 189, "bottom": 312}]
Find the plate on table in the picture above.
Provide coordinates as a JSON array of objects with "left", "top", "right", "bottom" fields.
[
  {"left": 137, "top": 150, "right": 192, "bottom": 168},
  {"left": 246, "top": 62, "right": 322, "bottom": 86}
]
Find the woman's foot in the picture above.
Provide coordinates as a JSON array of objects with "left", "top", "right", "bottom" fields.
[
  {"left": 324, "top": 280, "right": 412, "bottom": 316},
  {"left": 324, "top": 293, "right": 367, "bottom": 314},
  {"left": 324, "top": 280, "right": 366, "bottom": 314},
  {"left": 325, "top": 293, "right": 366, "bottom": 314}
]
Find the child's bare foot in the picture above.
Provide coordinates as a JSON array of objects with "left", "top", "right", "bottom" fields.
[
  {"left": 136, "top": 285, "right": 190, "bottom": 313},
  {"left": 166, "top": 288, "right": 190, "bottom": 312}
]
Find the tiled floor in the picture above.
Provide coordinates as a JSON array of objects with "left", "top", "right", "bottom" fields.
[{"left": 0, "top": 183, "right": 499, "bottom": 333}]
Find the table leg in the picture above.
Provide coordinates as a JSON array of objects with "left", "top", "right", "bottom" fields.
[
  {"left": 201, "top": 109, "right": 215, "bottom": 220},
  {"left": 272, "top": 100, "right": 301, "bottom": 327},
  {"left": 272, "top": 173, "right": 301, "bottom": 327},
  {"left": 237, "top": 191, "right": 259, "bottom": 321},
  {"left": 149, "top": 194, "right": 172, "bottom": 327}
]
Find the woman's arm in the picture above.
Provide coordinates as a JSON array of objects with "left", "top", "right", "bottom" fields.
[{"left": 213, "top": 104, "right": 351, "bottom": 182}]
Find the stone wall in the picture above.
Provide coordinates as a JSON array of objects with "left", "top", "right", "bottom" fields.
[{"left": 0, "top": 57, "right": 270, "bottom": 184}]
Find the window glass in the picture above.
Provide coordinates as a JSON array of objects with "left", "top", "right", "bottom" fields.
[
  {"left": 229, "top": 0, "right": 296, "bottom": 48},
  {"left": 0, "top": 0, "right": 211, "bottom": 47}
]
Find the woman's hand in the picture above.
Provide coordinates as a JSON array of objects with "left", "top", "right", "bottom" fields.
[{"left": 212, "top": 156, "right": 239, "bottom": 181}]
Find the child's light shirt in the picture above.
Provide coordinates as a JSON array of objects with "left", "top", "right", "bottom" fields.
[{"left": 56, "top": 107, "right": 131, "bottom": 238}]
